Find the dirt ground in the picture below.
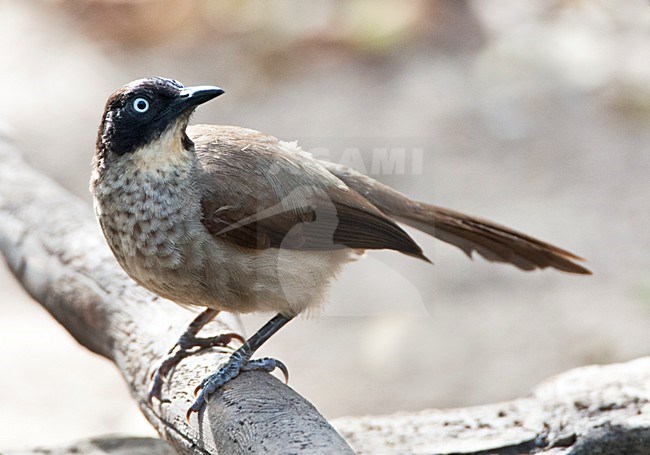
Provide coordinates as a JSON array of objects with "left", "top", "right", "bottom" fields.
[{"left": 1, "top": 0, "right": 649, "bottom": 450}]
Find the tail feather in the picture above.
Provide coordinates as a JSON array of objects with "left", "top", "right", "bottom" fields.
[
  {"left": 394, "top": 206, "right": 591, "bottom": 274},
  {"left": 321, "top": 161, "right": 591, "bottom": 275}
]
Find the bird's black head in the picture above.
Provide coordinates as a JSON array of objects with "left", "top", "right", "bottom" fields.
[{"left": 97, "top": 77, "right": 224, "bottom": 157}]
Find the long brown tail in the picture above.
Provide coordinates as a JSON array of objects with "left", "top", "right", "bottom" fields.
[
  {"left": 393, "top": 205, "right": 590, "bottom": 274},
  {"left": 322, "top": 162, "right": 591, "bottom": 274}
]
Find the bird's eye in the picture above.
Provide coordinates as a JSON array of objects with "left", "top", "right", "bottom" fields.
[{"left": 132, "top": 97, "right": 150, "bottom": 113}]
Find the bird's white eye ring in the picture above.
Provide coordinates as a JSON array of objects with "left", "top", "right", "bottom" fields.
[{"left": 132, "top": 97, "right": 149, "bottom": 113}]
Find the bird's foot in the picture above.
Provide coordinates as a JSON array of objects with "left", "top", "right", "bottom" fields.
[
  {"left": 148, "top": 331, "right": 245, "bottom": 403},
  {"left": 187, "top": 354, "right": 288, "bottom": 419}
]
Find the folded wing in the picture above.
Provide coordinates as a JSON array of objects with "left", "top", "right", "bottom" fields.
[{"left": 190, "top": 125, "right": 427, "bottom": 260}]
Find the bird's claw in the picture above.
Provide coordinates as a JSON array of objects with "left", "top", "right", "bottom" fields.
[
  {"left": 186, "top": 355, "right": 289, "bottom": 420},
  {"left": 147, "top": 331, "right": 243, "bottom": 403},
  {"left": 244, "top": 357, "right": 289, "bottom": 384}
]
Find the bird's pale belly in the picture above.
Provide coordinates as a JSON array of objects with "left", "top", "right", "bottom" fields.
[{"left": 101, "top": 213, "right": 353, "bottom": 316}]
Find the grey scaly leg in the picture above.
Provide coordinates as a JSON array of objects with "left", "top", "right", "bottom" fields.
[
  {"left": 188, "top": 313, "right": 293, "bottom": 417},
  {"left": 148, "top": 308, "right": 245, "bottom": 402}
]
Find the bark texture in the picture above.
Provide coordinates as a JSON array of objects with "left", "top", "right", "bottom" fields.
[{"left": 333, "top": 357, "right": 650, "bottom": 454}]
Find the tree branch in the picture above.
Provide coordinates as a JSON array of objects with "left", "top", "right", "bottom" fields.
[
  {"left": 332, "top": 358, "right": 650, "bottom": 454},
  {"left": 0, "top": 132, "right": 354, "bottom": 454}
]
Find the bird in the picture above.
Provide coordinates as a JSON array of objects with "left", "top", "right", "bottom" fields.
[{"left": 90, "top": 77, "right": 590, "bottom": 417}]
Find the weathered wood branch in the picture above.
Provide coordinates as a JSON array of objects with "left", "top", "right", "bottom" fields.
[
  {"left": 332, "top": 358, "right": 650, "bottom": 454},
  {"left": 8, "top": 360, "right": 650, "bottom": 455},
  {"left": 0, "top": 133, "right": 354, "bottom": 454}
]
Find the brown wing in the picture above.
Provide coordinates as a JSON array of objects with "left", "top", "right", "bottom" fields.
[{"left": 190, "top": 125, "right": 427, "bottom": 260}]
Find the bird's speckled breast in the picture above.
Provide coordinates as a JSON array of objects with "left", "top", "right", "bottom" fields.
[{"left": 91, "top": 149, "right": 204, "bottom": 288}]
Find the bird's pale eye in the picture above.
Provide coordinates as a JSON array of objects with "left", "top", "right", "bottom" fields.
[{"left": 132, "top": 97, "right": 150, "bottom": 113}]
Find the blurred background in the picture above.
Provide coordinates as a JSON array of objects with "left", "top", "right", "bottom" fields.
[{"left": 1, "top": 0, "right": 649, "bottom": 450}]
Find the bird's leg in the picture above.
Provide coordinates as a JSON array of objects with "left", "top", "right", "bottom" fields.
[
  {"left": 148, "top": 308, "right": 245, "bottom": 402},
  {"left": 188, "top": 313, "right": 293, "bottom": 418}
]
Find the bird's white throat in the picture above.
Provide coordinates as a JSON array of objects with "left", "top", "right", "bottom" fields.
[{"left": 129, "top": 124, "right": 192, "bottom": 176}]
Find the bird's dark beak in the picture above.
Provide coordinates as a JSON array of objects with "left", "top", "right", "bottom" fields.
[{"left": 173, "top": 86, "right": 225, "bottom": 113}]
